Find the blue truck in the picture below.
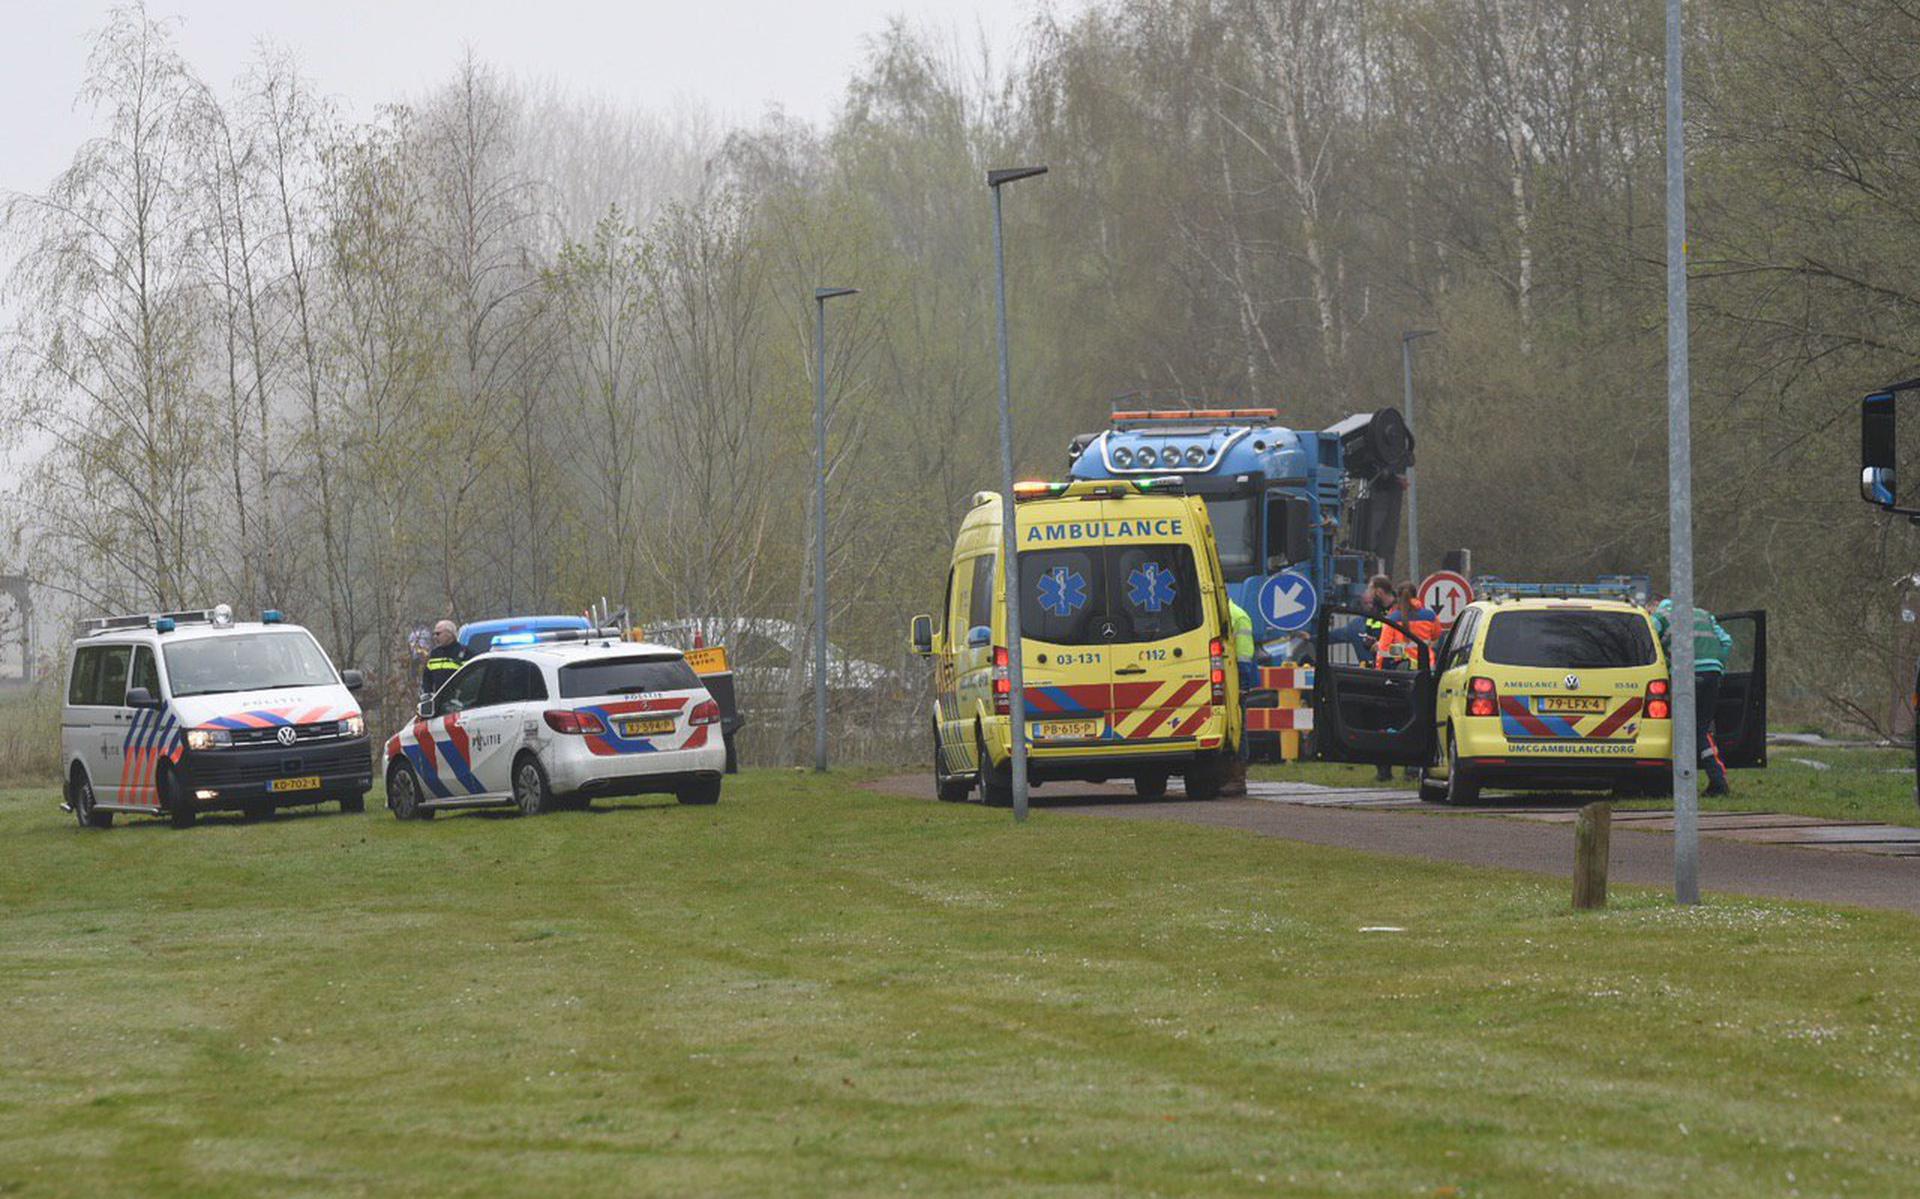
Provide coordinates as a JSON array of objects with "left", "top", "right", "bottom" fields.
[{"left": 1068, "top": 401, "right": 1416, "bottom": 663}]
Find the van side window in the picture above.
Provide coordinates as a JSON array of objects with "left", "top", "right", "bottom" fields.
[
  {"left": 969, "top": 556, "right": 995, "bottom": 630},
  {"left": 1446, "top": 611, "right": 1480, "bottom": 672},
  {"left": 72, "top": 645, "right": 132, "bottom": 706},
  {"left": 128, "top": 646, "right": 160, "bottom": 699},
  {"left": 945, "top": 565, "right": 966, "bottom": 636}
]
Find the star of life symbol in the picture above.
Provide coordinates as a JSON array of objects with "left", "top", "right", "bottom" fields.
[
  {"left": 1037, "top": 566, "right": 1089, "bottom": 618},
  {"left": 1127, "top": 563, "right": 1176, "bottom": 613}
]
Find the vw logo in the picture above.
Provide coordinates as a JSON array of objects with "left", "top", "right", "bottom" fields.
[
  {"left": 276, "top": 725, "right": 298, "bottom": 747},
  {"left": 1563, "top": 673, "right": 1581, "bottom": 691}
]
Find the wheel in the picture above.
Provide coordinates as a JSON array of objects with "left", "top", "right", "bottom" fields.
[
  {"left": 339, "top": 791, "right": 366, "bottom": 814},
  {"left": 512, "top": 754, "right": 553, "bottom": 816},
  {"left": 388, "top": 762, "right": 433, "bottom": 821},
  {"left": 1442, "top": 728, "right": 1481, "bottom": 806},
  {"left": 1133, "top": 770, "right": 1169, "bottom": 800},
  {"left": 676, "top": 776, "right": 722, "bottom": 805},
  {"left": 70, "top": 768, "right": 112, "bottom": 829},
  {"left": 933, "top": 721, "right": 972, "bottom": 802},
  {"left": 159, "top": 767, "right": 196, "bottom": 828},
  {"left": 977, "top": 726, "right": 1013, "bottom": 808},
  {"left": 1183, "top": 752, "right": 1228, "bottom": 801}
]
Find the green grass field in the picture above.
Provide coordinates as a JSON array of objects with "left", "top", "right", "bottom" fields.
[
  {"left": 1259, "top": 745, "right": 1920, "bottom": 826},
  {"left": 3, "top": 772, "right": 1919, "bottom": 1196}
]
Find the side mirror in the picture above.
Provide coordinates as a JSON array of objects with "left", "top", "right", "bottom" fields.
[
  {"left": 125, "top": 687, "right": 161, "bottom": 709},
  {"left": 966, "top": 625, "right": 992, "bottom": 649},
  {"left": 416, "top": 698, "right": 434, "bottom": 719},
  {"left": 341, "top": 668, "right": 365, "bottom": 692},
  {"left": 909, "top": 614, "right": 933, "bottom": 657}
]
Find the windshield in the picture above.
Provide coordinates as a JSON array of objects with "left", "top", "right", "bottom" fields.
[
  {"left": 558, "top": 655, "right": 700, "bottom": 698},
  {"left": 1018, "top": 543, "right": 1205, "bottom": 646},
  {"left": 162, "top": 631, "right": 338, "bottom": 697},
  {"left": 1202, "top": 495, "right": 1258, "bottom": 582},
  {"left": 1481, "top": 611, "right": 1657, "bottom": 669}
]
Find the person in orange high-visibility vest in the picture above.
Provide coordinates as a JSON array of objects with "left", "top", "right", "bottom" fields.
[{"left": 1374, "top": 584, "right": 1440, "bottom": 670}]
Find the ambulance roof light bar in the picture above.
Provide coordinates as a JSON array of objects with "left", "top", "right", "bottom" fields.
[
  {"left": 1012, "top": 477, "right": 1186, "bottom": 502},
  {"left": 1475, "top": 575, "right": 1651, "bottom": 605}
]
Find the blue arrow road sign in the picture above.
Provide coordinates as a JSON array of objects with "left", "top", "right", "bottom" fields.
[{"left": 1256, "top": 570, "right": 1318, "bottom": 633}]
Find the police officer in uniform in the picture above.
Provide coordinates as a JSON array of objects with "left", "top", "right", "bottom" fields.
[{"left": 422, "top": 620, "right": 467, "bottom": 698}]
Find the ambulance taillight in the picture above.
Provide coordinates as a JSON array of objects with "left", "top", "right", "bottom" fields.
[
  {"left": 1209, "top": 638, "right": 1226, "bottom": 705},
  {"left": 1467, "top": 676, "right": 1499, "bottom": 718},
  {"left": 1646, "top": 678, "right": 1671, "bottom": 720},
  {"left": 992, "top": 646, "right": 1011, "bottom": 715}
]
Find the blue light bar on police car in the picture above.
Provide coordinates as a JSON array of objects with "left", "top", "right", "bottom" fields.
[
  {"left": 492, "top": 632, "right": 538, "bottom": 646},
  {"left": 262, "top": 609, "right": 284, "bottom": 624}
]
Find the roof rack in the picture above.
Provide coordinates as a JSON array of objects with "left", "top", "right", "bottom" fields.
[{"left": 1474, "top": 575, "right": 1651, "bottom": 605}]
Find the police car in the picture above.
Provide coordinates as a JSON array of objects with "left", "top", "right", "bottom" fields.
[
  {"left": 383, "top": 631, "right": 725, "bottom": 818},
  {"left": 61, "top": 605, "right": 372, "bottom": 828}
]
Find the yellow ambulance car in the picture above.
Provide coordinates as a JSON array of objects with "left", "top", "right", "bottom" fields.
[{"left": 909, "top": 478, "right": 1241, "bottom": 805}]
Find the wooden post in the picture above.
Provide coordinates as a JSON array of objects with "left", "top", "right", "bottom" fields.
[{"left": 1573, "top": 801, "right": 1611, "bottom": 910}]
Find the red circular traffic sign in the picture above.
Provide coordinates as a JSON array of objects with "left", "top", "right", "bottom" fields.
[{"left": 1419, "top": 570, "right": 1474, "bottom": 627}]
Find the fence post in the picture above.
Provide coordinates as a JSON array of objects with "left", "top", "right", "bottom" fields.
[{"left": 1573, "top": 801, "right": 1611, "bottom": 910}]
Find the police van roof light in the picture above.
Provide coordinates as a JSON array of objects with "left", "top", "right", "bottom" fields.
[
  {"left": 261, "top": 609, "right": 284, "bottom": 624},
  {"left": 154, "top": 617, "right": 176, "bottom": 633}
]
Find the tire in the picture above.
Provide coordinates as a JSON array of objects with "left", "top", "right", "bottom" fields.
[
  {"left": 70, "top": 768, "right": 112, "bottom": 829},
  {"left": 1183, "top": 752, "right": 1227, "bottom": 801},
  {"left": 676, "top": 776, "right": 722, "bottom": 806},
  {"left": 388, "top": 762, "right": 433, "bottom": 821},
  {"left": 1134, "top": 770, "right": 1169, "bottom": 800},
  {"left": 160, "top": 767, "right": 197, "bottom": 828},
  {"left": 933, "top": 721, "right": 972, "bottom": 802},
  {"left": 512, "top": 753, "right": 553, "bottom": 816},
  {"left": 1443, "top": 728, "right": 1481, "bottom": 807},
  {"left": 339, "top": 791, "right": 366, "bottom": 814},
  {"left": 977, "top": 726, "right": 1013, "bottom": 808}
]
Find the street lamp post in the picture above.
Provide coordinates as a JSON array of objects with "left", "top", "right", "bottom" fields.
[
  {"left": 1400, "top": 329, "right": 1437, "bottom": 580},
  {"left": 1664, "top": 0, "right": 1700, "bottom": 904},
  {"left": 813, "top": 285, "right": 858, "bottom": 774},
  {"left": 988, "top": 165, "right": 1047, "bottom": 822}
]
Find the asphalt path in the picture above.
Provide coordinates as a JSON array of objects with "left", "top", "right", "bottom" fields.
[{"left": 869, "top": 775, "right": 1920, "bottom": 918}]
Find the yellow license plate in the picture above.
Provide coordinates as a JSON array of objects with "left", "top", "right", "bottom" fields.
[
  {"left": 1537, "top": 697, "right": 1607, "bottom": 715},
  {"left": 621, "top": 717, "right": 676, "bottom": 737},
  {"left": 1036, "top": 719, "right": 1102, "bottom": 740},
  {"left": 269, "top": 775, "right": 321, "bottom": 793}
]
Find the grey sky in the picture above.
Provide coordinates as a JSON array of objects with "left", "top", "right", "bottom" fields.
[{"left": 2, "top": 0, "right": 1045, "bottom": 199}]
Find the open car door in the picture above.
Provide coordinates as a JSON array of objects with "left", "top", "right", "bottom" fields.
[
  {"left": 1310, "top": 605, "right": 1437, "bottom": 768},
  {"left": 1713, "top": 610, "right": 1767, "bottom": 769}
]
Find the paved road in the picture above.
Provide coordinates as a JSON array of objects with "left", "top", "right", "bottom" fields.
[{"left": 869, "top": 775, "right": 1920, "bottom": 918}]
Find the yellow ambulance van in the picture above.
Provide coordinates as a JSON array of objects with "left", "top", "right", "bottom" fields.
[{"left": 909, "top": 478, "right": 1242, "bottom": 804}]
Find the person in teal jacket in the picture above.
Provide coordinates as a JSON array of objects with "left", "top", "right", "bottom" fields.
[{"left": 1653, "top": 598, "right": 1735, "bottom": 796}]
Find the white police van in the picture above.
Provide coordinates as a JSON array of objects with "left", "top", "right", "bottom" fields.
[
  {"left": 61, "top": 605, "right": 372, "bottom": 828},
  {"left": 383, "top": 631, "right": 725, "bottom": 818}
]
